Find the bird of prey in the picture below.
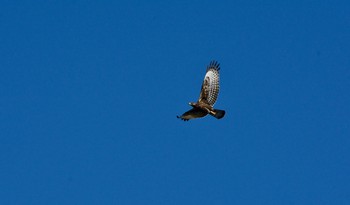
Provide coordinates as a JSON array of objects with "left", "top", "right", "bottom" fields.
[{"left": 177, "top": 61, "right": 225, "bottom": 121}]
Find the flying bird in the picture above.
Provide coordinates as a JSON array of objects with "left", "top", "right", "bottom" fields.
[{"left": 177, "top": 61, "right": 225, "bottom": 121}]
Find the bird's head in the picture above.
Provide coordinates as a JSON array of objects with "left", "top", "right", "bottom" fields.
[{"left": 189, "top": 102, "right": 196, "bottom": 107}]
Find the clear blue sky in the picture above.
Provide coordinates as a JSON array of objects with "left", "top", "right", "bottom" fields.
[{"left": 1, "top": 1, "right": 350, "bottom": 204}]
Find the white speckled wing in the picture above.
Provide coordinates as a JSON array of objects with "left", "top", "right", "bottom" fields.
[{"left": 199, "top": 61, "right": 220, "bottom": 106}]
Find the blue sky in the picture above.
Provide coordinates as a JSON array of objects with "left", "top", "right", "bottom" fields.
[{"left": 1, "top": 1, "right": 350, "bottom": 204}]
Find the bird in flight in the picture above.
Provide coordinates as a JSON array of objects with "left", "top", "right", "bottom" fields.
[{"left": 177, "top": 61, "right": 225, "bottom": 121}]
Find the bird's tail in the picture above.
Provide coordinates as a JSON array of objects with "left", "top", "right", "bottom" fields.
[{"left": 210, "top": 109, "right": 225, "bottom": 119}]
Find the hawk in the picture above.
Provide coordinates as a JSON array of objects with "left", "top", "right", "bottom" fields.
[{"left": 177, "top": 61, "right": 225, "bottom": 121}]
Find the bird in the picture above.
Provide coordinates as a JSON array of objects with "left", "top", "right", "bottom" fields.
[{"left": 177, "top": 61, "right": 225, "bottom": 121}]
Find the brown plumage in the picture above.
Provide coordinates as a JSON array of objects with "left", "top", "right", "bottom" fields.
[{"left": 177, "top": 61, "right": 225, "bottom": 121}]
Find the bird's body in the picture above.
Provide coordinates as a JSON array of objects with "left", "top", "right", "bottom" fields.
[{"left": 177, "top": 61, "right": 225, "bottom": 121}]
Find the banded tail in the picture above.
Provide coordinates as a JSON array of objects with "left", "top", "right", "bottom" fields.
[{"left": 210, "top": 109, "right": 225, "bottom": 119}]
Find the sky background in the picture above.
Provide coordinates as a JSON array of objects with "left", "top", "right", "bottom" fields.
[{"left": 1, "top": 0, "right": 350, "bottom": 204}]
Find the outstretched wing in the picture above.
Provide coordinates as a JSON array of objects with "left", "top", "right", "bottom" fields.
[
  {"left": 177, "top": 108, "right": 208, "bottom": 121},
  {"left": 198, "top": 61, "right": 220, "bottom": 105}
]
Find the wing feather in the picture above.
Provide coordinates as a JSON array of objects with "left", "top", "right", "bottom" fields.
[
  {"left": 177, "top": 108, "right": 207, "bottom": 121},
  {"left": 198, "top": 61, "right": 220, "bottom": 105}
]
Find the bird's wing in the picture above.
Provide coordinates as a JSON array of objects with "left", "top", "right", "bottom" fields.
[
  {"left": 198, "top": 61, "right": 220, "bottom": 106},
  {"left": 177, "top": 108, "right": 208, "bottom": 121}
]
